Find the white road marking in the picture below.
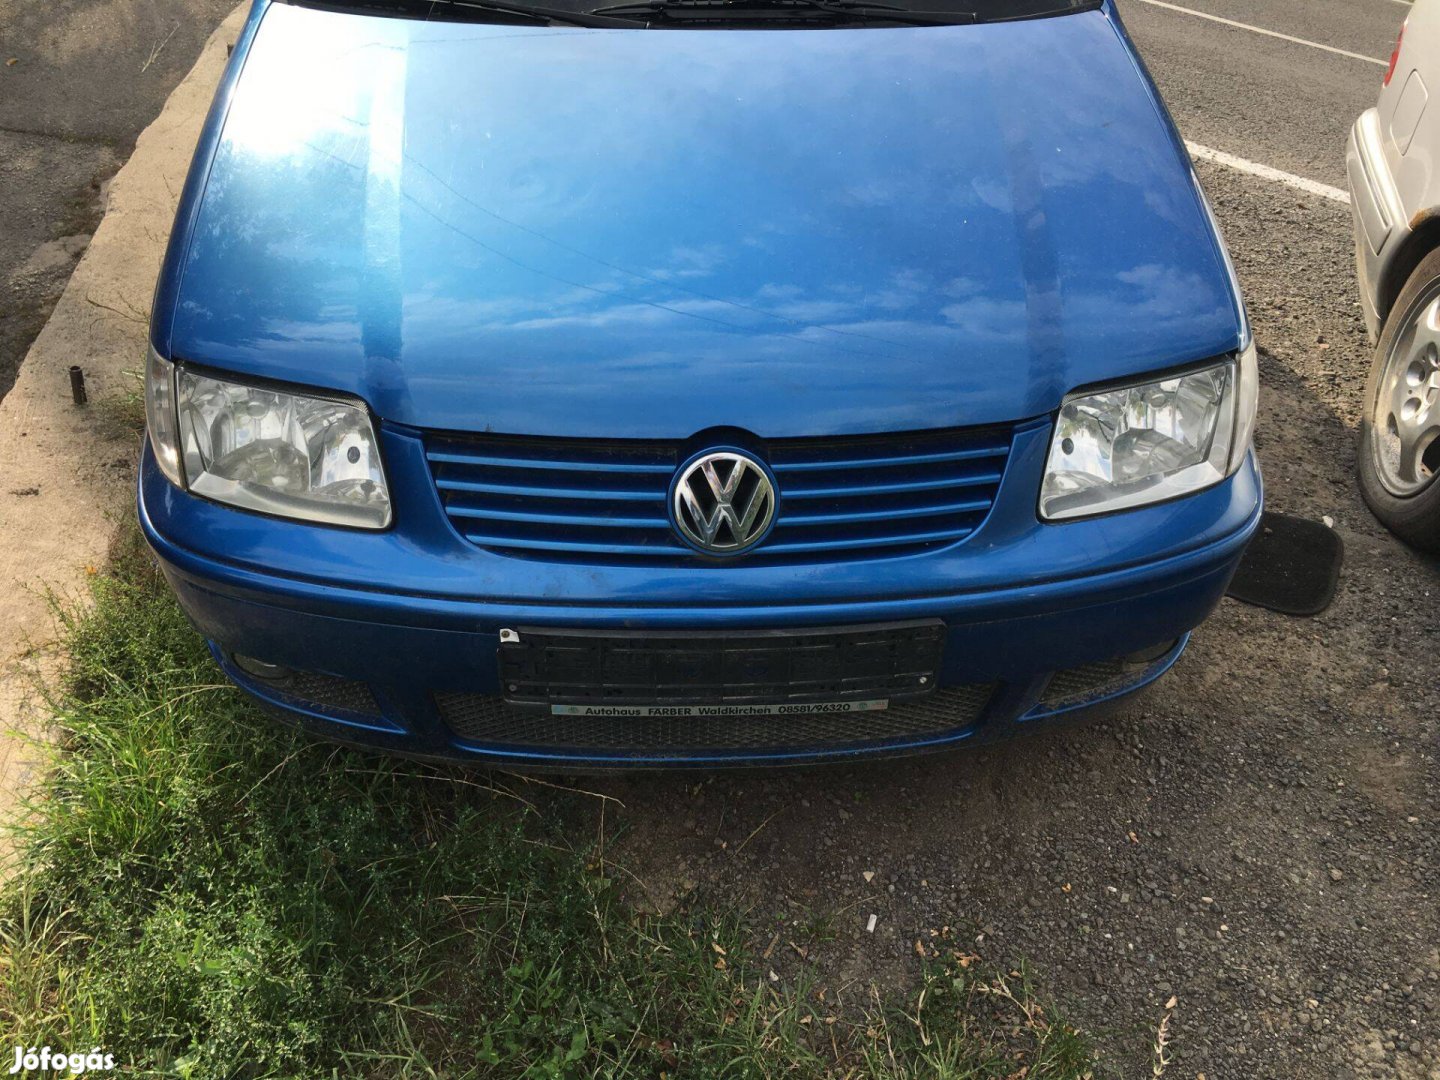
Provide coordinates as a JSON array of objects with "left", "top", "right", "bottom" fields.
[
  {"left": 1186, "top": 141, "right": 1352, "bottom": 204},
  {"left": 1135, "top": 0, "right": 1389, "bottom": 66}
]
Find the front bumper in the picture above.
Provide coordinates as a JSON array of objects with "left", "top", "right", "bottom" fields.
[{"left": 139, "top": 433, "right": 1262, "bottom": 768}]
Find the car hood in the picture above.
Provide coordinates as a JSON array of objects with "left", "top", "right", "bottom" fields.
[{"left": 161, "top": 1, "right": 1243, "bottom": 438}]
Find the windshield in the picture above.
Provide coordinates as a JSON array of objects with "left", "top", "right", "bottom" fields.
[{"left": 289, "top": 0, "right": 1100, "bottom": 29}]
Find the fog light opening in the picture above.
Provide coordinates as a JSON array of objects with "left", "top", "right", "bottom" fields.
[{"left": 232, "top": 654, "right": 295, "bottom": 682}]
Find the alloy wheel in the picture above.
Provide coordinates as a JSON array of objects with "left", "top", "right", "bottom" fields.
[{"left": 1371, "top": 288, "right": 1440, "bottom": 496}]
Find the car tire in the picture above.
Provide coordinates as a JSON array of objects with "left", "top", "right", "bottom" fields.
[{"left": 1358, "top": 247, "right": 1440, "bottom": 554}]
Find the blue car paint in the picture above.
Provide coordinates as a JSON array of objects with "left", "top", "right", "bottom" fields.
[
  {"left": 141, "top": 0, "right": 1263, "bottom": 766},
  {"left": 156, "top": 1, "right": 1243, "bottom": 438}
]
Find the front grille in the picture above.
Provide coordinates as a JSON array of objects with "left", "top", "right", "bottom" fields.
[
  {"left": 437, "top": 684, "right": 995, "bottom": 753},
  {"left": 425, "top": 425, "right": 1012, "bottom": 565}
]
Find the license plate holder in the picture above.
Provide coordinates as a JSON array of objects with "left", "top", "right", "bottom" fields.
[{"left": 497, "top": 620, "right": 943, "bottom": 711}]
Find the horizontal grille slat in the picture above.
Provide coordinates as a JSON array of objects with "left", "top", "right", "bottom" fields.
[
  {"left": 426, "top": 425, "right": 1013, "bottom": 565},
  {"left": 779, "top": 498, "right": 992, "bottom": 527},
  {"left": 435, "top": 477, "right": 667, "bottom": 502},
  {"left": 446, "top": 505, "right": 661, "bottom": 529},
  {"left": 764, "top": 526, "right": 976, "bottom": 555},
  {"left": 781, "top": 470, "right": 1003, "bottom": 500},
  {"left": 458, "top": 533, "right": 687, "bottom": 556},
  {"left": 772, "top": 443, "right": 1009, "bottom": 472},
  {"left": 427, "top": 450, "right": 674, "bottom": 475}
]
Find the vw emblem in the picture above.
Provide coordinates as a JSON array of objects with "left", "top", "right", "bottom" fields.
[{"left": 671, "top": 450, "right": 776, "bottom": 556}]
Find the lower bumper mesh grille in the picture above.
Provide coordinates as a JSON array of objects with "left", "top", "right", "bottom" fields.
[
  {"left": 437, "top": 684, "right": 995, "bottom": 753},
  {"left": 1040, "top": 660, "right": 1135, "bottom": 707},
  {"left": 277, "top": 672, "right": 381, "bottom": 718}
]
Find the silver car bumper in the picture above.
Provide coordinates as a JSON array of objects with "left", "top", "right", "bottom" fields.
[{"left": 1347, "top": 108, "right": 1409, "bottom": 341}]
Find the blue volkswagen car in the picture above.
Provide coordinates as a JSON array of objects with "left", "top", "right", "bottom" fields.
[{"left": 140, "top": 0, "right": 1261, "bottom": 767}]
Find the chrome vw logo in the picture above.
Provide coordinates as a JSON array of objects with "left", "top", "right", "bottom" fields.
[{"left": 671, "top": 450, "right": 776, "bottom": 555}]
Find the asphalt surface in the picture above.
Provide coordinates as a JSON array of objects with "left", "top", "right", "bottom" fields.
[
  {"left": 0, "top": 0, "right": 236, "bottom": 403},
  {"left": 1121, "top": 0, "right": 1394, "bottom": 188},
  {"left": 4, "top": 0, "right": 1437, "bottom": 1076}
]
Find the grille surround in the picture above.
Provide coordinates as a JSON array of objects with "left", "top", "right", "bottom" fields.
[
  {"left": 438, "top": 684, "right": 995, "bottom": 754},
  {"left": 426, "top": 425, "right": 1013, "bottom": 565}
]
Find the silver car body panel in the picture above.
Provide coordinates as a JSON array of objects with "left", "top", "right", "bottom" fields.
[{"left": 1348, "top": 0, "right": 1440, "bottom": 339}]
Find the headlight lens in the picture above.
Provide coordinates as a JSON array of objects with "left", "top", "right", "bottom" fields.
[
  {"left": 160, "top": 366, "right": 391, "bottom": 529},
  {"left": 1040, "top": 344, "right": 1257, "bottom": 521},
  {"left": 145, "top": 347, "right": 184, "bottom": 488}
]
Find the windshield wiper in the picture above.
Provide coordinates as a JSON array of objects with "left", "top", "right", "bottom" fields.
[
  {"left": 296, "top": 0, "right": 641, "bottom": 28},
  {"left": 588, "top": 0, "right": 977, "bottom": 24}
]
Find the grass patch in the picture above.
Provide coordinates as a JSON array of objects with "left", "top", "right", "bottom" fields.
[
  {"left": 91, "top": 372, "right": 147, "bottom": 442},
  {"left": 1, "top": 531, "right": 1102, "bottom": 1078}
]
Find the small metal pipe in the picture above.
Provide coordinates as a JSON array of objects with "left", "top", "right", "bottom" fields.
[{"left": 69, "top": 366, "right": 87, "bottom": 406}]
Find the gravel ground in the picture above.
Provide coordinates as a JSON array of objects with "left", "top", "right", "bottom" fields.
[{"left": 581, "top": 162, "right": 1440, "bottom": 1079}]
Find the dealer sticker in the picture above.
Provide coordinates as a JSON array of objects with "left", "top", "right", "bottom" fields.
[{"left": 550, "top": 700, "right": 890, "bottom": 718}]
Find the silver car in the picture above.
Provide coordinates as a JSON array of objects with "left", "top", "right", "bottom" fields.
[{"left": 1348, "top": 0, "right": 1440, "bottom": 553}]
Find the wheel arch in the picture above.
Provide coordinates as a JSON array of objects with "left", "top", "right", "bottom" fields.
[{"left": 1379, "top": 210, "right": 1440, "bottom": 332}]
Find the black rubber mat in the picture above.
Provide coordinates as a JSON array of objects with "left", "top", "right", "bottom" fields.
[{"left": 1227, "top": 512, "right": 1344, "bottom": 616}]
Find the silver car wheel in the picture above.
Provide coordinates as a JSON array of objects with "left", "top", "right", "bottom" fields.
[{"left": 1371, "top": 285, "right": 1440, "bottom": 497}]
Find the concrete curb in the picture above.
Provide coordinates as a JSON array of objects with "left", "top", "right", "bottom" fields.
[{"left": 0, "top": 5, "right": 248, "bottom": 858}]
